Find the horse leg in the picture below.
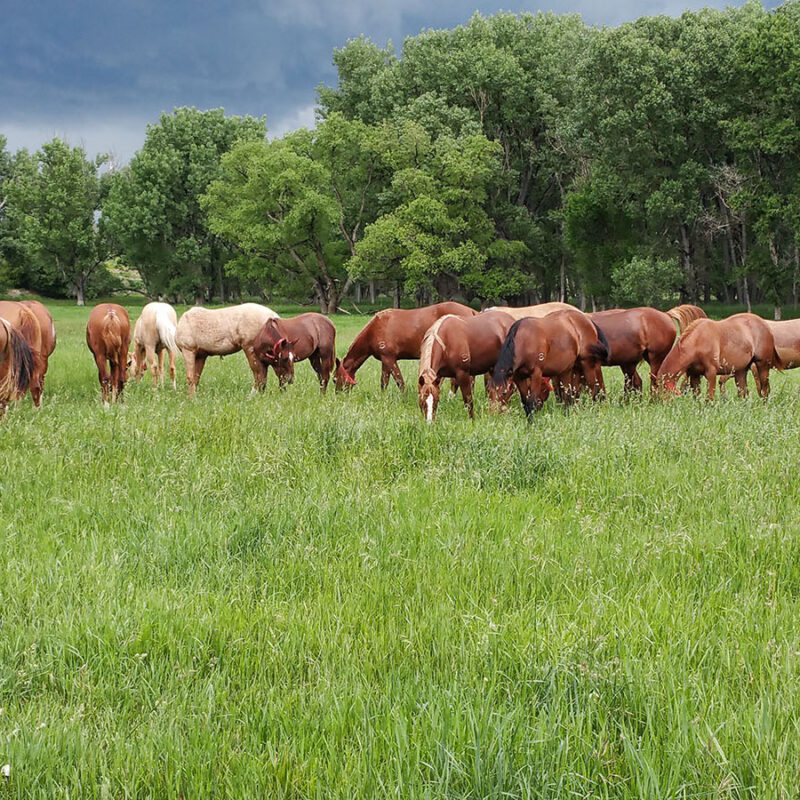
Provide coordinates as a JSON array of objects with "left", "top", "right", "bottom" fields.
[
  {"left": 309, "top": 351, "right": 329, "bottom": 393},
  {"left": 734, "top": 369, "right": 749, "bottom": 398},
  {"left": 457, "top": 372, "right": 475, "bottom": 419},
  {"left": 168, "top": 348, "right": 177, "bottom": 389},
  {"left": 689, "top": 374, "right": 701, "bottom": 394},
  {"left": 583, "top": 362, "right": 605, "bottom": 401},
  {"left": 146, "top": 344, "right": 158, "bottom": 388},
  {"left": 93, "top": 352, "right": 111, "bottom": 405},
  {"left": 382, "top": 357, "right": 404, "bottom": 391},
  {"left": 244, "top": 347, "right": 267, "bottom": 392},
  {"left": 704, "top": 367, "right": 718, "bottom": 400},
  {"left": 755, "top": 362, "right": 770, "bottom": 398},
  {"left": 182, "top": 350, "right": 197, "bottom": 396}
]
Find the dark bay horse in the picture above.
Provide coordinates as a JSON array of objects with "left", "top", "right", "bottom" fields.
[
  {"left": 253, "top": 313, "right": 336, "bottom": 391},
  {"left": 588, "top": 307, "right": 676, "bottom": 393},
  {"left": 334, "top": 302, "right": 477, "bottom": 391},
  {"left": 416, "top": 310, "right": 514, "bottom": 421},
  {"left": 0, "top": 318, "right": 35, "bottom": 419},
  {"left": 86, "top": 303, "right": 131, "bottom": 405},
  {"left": 0, "top": 301, "right": 45, "bottom": 407},
  {"left": 487, "top": 310, "right": 608, "bottom": 416},
  {"left": 657, "top": 313, "right": 782, "bottom": 399}
]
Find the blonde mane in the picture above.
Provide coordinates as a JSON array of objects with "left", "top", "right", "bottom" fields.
[
  {"left": 667, "top": 304, "right": 707, "bottom": 333},
  {"left": 419, "top": 315, "right": 455, "bottom": 377},
  {"left": 679, "top": 316, "right": 709, "bottom": 339}
]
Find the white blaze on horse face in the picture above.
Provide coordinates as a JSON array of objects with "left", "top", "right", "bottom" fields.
[{"left": 425, "top": 393, "right": 434, "bottom": 422}]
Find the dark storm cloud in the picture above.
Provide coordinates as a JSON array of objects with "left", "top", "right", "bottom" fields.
[{"left": 0, "top": 0, "right": 769, "bottom": 161}]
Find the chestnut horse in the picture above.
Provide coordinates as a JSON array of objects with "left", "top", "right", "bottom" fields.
[
  {"left": 0, "top": 317, "right": 35, "bottom": 419},
  {"left": 128, "top": 302, "right": 179, "bottom": 388},
  {"left": 334, "top": 302, "right": 477, "bottom": 391},
  {"left": 86, "top": 303, "right": 131, "bottom": 405},
  {"left": 20, "top": 300, "right": 56, "bottom": 403},
  {"left": 417, "top": 310, "right": 515, "bottom": 421},
  {"left": 588, "top": 307, "right": 676, "bottom": 393},
  {"left": 253, "top": 313, "right": 336, "bottom": 391},
  {"left": 175, "top": 303, "right": 278, "bottom": 395},
  {"left": 0, "top": 301, "right": 45, "bottom": 407},
  {"left": 657, "top": 313, "right": 782, "bottom": 399},
  {"left": 487, "top": 310, "right": 608, "bottom": 416},
  {"left": 485, "top": 301, "right": 579, "bottom": 320}
]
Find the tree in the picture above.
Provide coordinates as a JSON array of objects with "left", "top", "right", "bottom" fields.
[{"left": 102, "top": 107, "right": 265, "bottom": 302}]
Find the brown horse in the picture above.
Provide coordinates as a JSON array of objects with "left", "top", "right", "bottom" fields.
[
  {"left": 0, "top": 318, "right": 35, "bottom": 419},
  {"left": 0, "top": 301, "right": 45, "bottom": 407},
  {"left": 485, "top": 301, "right": 579, "bottom": 320},
  {"left": 334, "top": 302, "right": 477, "bottom": 391},
  {"left": 253, "top": 313, "right": 336, "bottom": 391},
  {"left": 589, "top": 307, "right": 676, "bottom": 393},
  {"left": 175, "top": 303, "right": 278, "bottom": 395},
  {"left": 416, "top": 310, "right": 515, "bottom": 421},
  {"left": 657, "top": 313, "right": 782, "bottom": 399},
  {"left": 128, "top": 302, "right": 179, "bottom": 389},
  {"left": 20, "top": 300, "right": 56, "bottom": 404},
  {"left": 487, "top": 310, "right": 608, "bottom": 416},
  {"left": 86, "top": 303, "right": 131, "bottom": 405}
]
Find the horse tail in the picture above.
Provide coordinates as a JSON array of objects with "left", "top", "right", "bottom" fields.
[
  {"left": 102, "top": 310, "right": 124, "bottom": 363},
  {"left": 491, "top": 318, "right": 523, "bottom": 386},
  {"left": 155, "top": 306, "right": 178, "bottom": 354},
  {"left": 667, "top": 304, "right": 707, "bottom": 334},
  {"left": 589, "top": 321, "right": 610, "bottom": 363},
  {"left": 0, "top": 318, "right": 35, "bottom": 402}
]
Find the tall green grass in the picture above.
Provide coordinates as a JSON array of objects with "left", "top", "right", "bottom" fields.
[{"left": 1, "top": 301, "right": 799, "bottom": 798}]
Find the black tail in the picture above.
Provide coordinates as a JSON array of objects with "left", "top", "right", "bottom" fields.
[
  {"left": 589, "top": 321, "right": 610, "bottom": 363},
  {"left": 491, "top": 319, "right": 524, "bottom": 386}
]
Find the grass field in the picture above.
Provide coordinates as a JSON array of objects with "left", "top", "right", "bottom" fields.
[{"left": 1, "top": 300, "right": 800, "bottom": 798}]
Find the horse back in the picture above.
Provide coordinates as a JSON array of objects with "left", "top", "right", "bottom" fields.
[{"left": 20, "top": 300, "right": 56, "bottom": 357}]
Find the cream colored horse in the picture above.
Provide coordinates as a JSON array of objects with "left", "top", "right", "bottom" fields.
[
  {"left": 175, "top": 303, "right": 279, "bottom": 395},
  {"left": 128, "top": 302, "right": 179, "bottom": 388},
  {"left": 484, "top": 301, "right": 579, "bottom": 320}
]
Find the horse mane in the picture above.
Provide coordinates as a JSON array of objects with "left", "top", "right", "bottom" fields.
[
  {"left": 589, "top": 321, "right": 610, "bottom": 363},
  {"left": 491, "top": 318, "right": 525, "bottom": 386},
  {"left": 667, "top": 304, "right": 707, "bottom": 333},
  {"left": 419, "top": 315, "right": 454, "bottom": 377},
  {"left": 679, "top": 317, "right": 708, "bottom": 339}
]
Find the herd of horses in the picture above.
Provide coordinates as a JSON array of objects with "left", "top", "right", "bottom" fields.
[{"left": 0, "top": 297, "right": 796, "bottom": 421}]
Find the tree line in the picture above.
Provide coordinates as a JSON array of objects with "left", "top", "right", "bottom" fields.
[{"left": 1, "top": 1, "right": 798, "bottom": 314}]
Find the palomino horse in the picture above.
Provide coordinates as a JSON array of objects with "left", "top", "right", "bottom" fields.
[
  {"left": 20, "top": 300, "right": 56, "bottom": 404},
  {"left": 487, "top": 310, "right": 608, "bottom": 416},
  {"left": 86, "top": 303, "right": 131, "bottom": 405},
  {"left": 334, "top": 302, "right": 477, "bottom": 391},
  {"left": 0, "top": 318, "right": 35, "bottom": 419},
  {"left": 253, "top": 313, "right": 336, "bottom": 392},
  {"left": 175, "top": 303, "right": 278, "bottom": 395},
  {"left": 657, "top": 313, "right": 782, "bottom": 399},
  {"left": 484, "top": 301, "right": 579, "bottom": 320},
  {"left": 588, "top": 307, "right": 676, "bottom": 393},
  {"left": 417, "top": 310, "right": 515, "bottom": 421},
  {"left": 0, "top": 301, "right": 45, "bottom": 407},
  {"left": 128, "top": 302, "right": 179, "bottom": 388}
]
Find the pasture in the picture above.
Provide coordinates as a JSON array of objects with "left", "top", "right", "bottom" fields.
[{"left": 2, "top": 301, "right": 800, "bottom": 798}]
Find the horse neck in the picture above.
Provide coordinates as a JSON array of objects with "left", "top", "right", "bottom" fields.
[{"left": 342, "top": 325, "right": 373, "bottom": 374}]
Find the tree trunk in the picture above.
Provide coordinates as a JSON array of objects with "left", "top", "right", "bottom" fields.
[
  {"left": 774, "top": 305, "right": 782, "bottom": 320},
  {"left": 217, "top": 263, "right": 226, "bottom": 303},
  {"left": 355, "top": 282, "right": 362, "bottom": 302},
  {"left": 75, "top": 279, "right": 85, "bottom": 307},
  {"left": 369, "top": 280, "right": 376, "bottom": 304},
  {"left": 559, "top": 253, "right": 566, "bottom": 302},
  {"left": 393, "top": 283, "right": 400, "bottom": 308},
  {"left": 679, "top": 224, "right": 697, "bottom": 303},
  {"left": 793, "top": 243, "right": 799, "bottom": 310}
]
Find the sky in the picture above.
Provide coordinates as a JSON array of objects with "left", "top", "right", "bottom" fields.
[{"left": 0, "top": 0, "right": 769, "bottom": 163}]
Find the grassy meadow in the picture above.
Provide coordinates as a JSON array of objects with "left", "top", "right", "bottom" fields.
[{"left": 2, "top": 300, "right": 800, "bottom": 798}]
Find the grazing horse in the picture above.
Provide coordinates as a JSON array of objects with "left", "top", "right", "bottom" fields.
[
  {"left": 0, "top": 318, "right": 35, "bottom": 419},
  {"left": 0, "top": 301, "right": 45, "bottom": 407},
  {"left": 86, "top": 303, "right": 131, "bottom": 405},
  {"left": 588, "top": 307, "right": 676, "bottom": 393},
  {"left": 20, "top": 300, "right": 56, "bottom": 404},
  {"left": 657, "top": 313, "right": 782, "bottom": 399},
  {"left": 334, "top": 302, "right": 477, "bottom": 391},
  {"left": 666, "top": 304, "right": 707, "bottom": 333},
  {"left": 484, "top": 301, "right": 579, "bottom": 320},
  {"left": 487, "top": 310, "right": 608, "bottom": 416},
  {"left": 175, "top": 303, "right": 278, "bottom": 395},
  {"left": 128, "top": 302, "right": 179, "bottom": 388},
  {"left": 253, "top": 313, "right": 336, "bottom": 392},
  {"left": 417, "top": 310, "right": 515, "bottom": 421}
]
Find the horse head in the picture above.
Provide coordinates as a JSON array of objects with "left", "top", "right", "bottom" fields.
[
  {"left": 126, "top": 350, "right": 144, "bottom": 380},
  {"left": 486, "top": 372, "right": 516, "bottom": 413},
  {"left": 334, "top": 358, "right": 356, "bottom": 391},
  {"left": 270, "top": 336, "right": 296, "bottom": 386},
  {"left": 417, "top": 369, "right": 442, "bottom": 422}
]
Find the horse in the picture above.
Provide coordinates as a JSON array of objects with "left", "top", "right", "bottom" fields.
[
  {"left": 175, "top": 303, "right": 278, "bottom": 395},
  {"left": 666, "top": 304, "right": 707, "bottom": 333},
  {"left": 86, "top": 303, "right": 131, "bottom": 405},
  {"left": 253, "top": 313, "right": 336, "bottom": 391},
  {"left": 334, "top": 302, "right": 477, "bottom": 391},
  {"left": 657, "top": 313, "right": 782, "bottom": 399},
  {"left": 0, "top": 300, "right": 45, "bottom": 407},
  {"left": 0, "top": 318, "right": 35, "bottom": 419},
  {"left": 20, "top": 300, "right": 56, "bottom": 404},
  {"left": 588, "top": 307, "right": 676, "bottom": 393},
  {"left": 487, "top": 310, "right": 608, "bottom": 417},
  {"left": 416, "top": 310, "right": 515, "bottom": 421},
  {"left": 484, "top": 301, "right": 579, "bottom": 320},
  {"left": 128, "top": 302, "right": 179, "bottom": 389}
]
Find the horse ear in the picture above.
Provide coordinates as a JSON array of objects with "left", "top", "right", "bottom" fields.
[
  {"left": 335, "top": 357, "right": 341, "bottom": 368},
  {"left": 418, "top": 374, "right": 426, "bottom": 387},
  {"left": 433, "top": 375, "right": 443, "bottom": 387}
]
